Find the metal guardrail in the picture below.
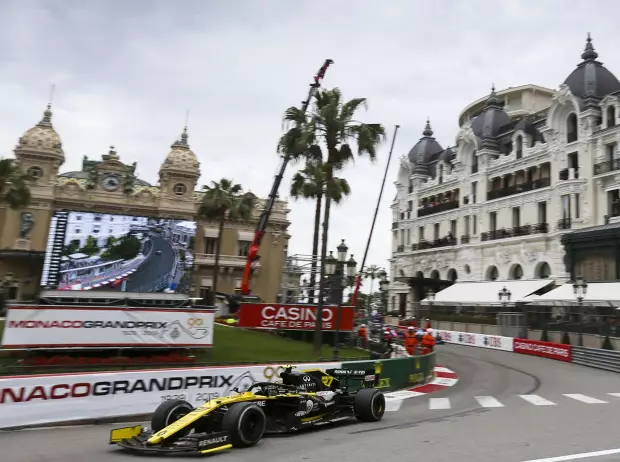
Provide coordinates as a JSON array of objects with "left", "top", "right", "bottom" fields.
[{"left": 572, "top": 346, "right": 620, "bottom": 373}]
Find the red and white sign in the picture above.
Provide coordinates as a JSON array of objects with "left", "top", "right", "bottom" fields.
[
  {"left": 1, "top": 306, "right": 216, "bottom": 349},
  {"left": 0, "top": 361, "right": 341, "bottom": 429},
  {"left": 436, "top": 330, "right": 513, "bottom": 352},
  {"left": 513, "top": 338, "right": 571, "bottom": 362},
  {"left": 238, "top": 304, "right": 354, "bottom": 331}
]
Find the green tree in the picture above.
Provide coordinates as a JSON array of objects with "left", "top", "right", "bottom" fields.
[
  {"left": 106, "top": 236, "right": 117, "bottom": 248},
  {"left": 289, "top": 160, "right": 350, "bottom": 303},
  {"left": 0, "top": 158, "right": 33, "bottom": 209},
  {"left": 282, "top": 88, "right": 385, "bottom": 353},
  {"left": 179, "top": 249, "right": 186, "bottom": 261},
  {"left": 102, "top": 235, "right": 141, "bottom": 261},
  {"left": 63, "top": 240, "right": 80, "bottom": 256},
  {"left": 188, "top": 235, "right": 195, "bottom": 251},
  {"left": 198, "top": 179, "right": 255, "bottom": 305},
  {"left": 80, "top": 235, "right": 99, "bottom": 256}
]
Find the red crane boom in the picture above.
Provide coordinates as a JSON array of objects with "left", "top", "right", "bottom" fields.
[{"left": 240, "top": 59, "right": 334, "bottom": 296}]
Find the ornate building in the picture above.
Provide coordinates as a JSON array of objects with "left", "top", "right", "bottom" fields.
[
  {"left": 389, "top": 35, "right": 620, "bottom": 315},
  {"left": 0, "top": 105, "right": 290, "bottom": 303}
]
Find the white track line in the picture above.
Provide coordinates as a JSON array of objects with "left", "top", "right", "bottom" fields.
[
  {"left": 519, "top": 395, "right": 557, "bottom": 406},
  {"left": 522, "top": 447, "right": 620, "bottom": 461},
  {"left": 475, "top": 396, "right": 504, "bottom": 408},
  {"left": 607, "top": 393, "right": 620, "bottom": 399},
  {"left": 429, "top": 397, "right": 451, "bottom": 410},
  {"left": 563, "top": 394, "right": 608, "bottom": 404}
]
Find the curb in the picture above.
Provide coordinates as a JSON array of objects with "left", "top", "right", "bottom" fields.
[{"left": 384, "top": 366, "right": 458, "bottom": 410}]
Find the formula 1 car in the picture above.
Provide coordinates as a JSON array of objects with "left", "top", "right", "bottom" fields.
[{"left": 109, "top": 365, "right": 386, "bottom": 455}]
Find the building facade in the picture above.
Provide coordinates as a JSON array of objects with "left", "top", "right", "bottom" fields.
[
  {"left": 0, "top": 105, "right": 290, "bottom": 303},
  {"left": 389, "top": 35, "right": 620, "bottom": 316}
]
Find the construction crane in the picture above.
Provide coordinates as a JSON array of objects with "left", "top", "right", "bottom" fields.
[{"left": 240, "top": 59, "right": 334, "bottom": 296}]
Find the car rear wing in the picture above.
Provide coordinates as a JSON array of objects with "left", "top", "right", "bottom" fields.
[{"left": 326, "top": 368, "right": 380, "bottom": 388}]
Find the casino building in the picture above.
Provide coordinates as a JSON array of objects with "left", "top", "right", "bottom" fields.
[
  {"left": 0, "top": 106, "right": 290, "bottom": 304},
  {"left": 389, "top": 35, "right": 620, "bottom": 315}
]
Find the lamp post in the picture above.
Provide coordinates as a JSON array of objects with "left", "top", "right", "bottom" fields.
[
  {"left": 324, "top": 240, "right": 356, "bottom": 360},
  {"left": 378, "top": 269, "right": 389, "bottom": 314},
  {"left": 573, "top": 275, "right": 588, "bottom": 347},
  {"left": 498, "top": 286, "right": 511, "bottom": 308},
  {"left": 426, "top": 289, "right": 435, "bottom": 327}
]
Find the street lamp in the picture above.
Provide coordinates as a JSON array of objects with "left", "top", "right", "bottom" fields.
[
  {"left": 426, "top": 289, "right": 435, "bottom": 327},
  {"left": 573, "top": 275, "right": 588, "bottom": 346},
  {"left": 498, "top": 286, "right": 511, "bottom": 307},
  {"left": 325, "top": 241, "right": 356, "bottom": 360},
  {"left": 379, "top": 270, "right": 390, "bottom": 315}
]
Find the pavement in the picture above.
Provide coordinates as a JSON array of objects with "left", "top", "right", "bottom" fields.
[{"left": 4, "top": 344, "right": 620, "bottom": 462}]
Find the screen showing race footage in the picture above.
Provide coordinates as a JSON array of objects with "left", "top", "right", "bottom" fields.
[{"left": 40, "top": 210, "right": 197, "bottom": 294}]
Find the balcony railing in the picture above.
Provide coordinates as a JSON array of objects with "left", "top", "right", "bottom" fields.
[
  {"left": 392, "top": 222, "right": 398, "bottom": 229},
  {"left": 558, "top": 218, "right": 571, "bottom": 230},
  {"left": 594, "top": 159, "right": 620, "bottom": 175},
  {"left": 396, "top": 245, "right": 404, "bottom": 252},
  {"left": 417, "top": 200, "right": 459, "bottom": 217},
  {"left": 461, "top": 234, "right": 470, "bottom": 244},
  {"left": 559, "top": 168, "right": 579, "bottom": 180},
  {"left": 411, "top": 237, "right": 457, "bottom": 251},
  {"left": 480, "top": 223, "right": 548, "bottom": 242},
  {"left": 486, "top": 177, "right": 551, "bottom": 201}
]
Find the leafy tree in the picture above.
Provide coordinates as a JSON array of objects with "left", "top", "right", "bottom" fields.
[
  {"left": 281, "top": 88, "right": 385, "bottom": 353},
  {"left": 63, "top": 240, "right": 80, "bottom": 256},
  {"left": 106, "top": 236, "right": 117, "bottom": 247},
  {"left": 198, "top": 178, "right": 255, "bottom": 304},
  {"left": 188, "top": 235, "right": 195, "bottom": 251},
  {"left": 101, "top": 235, "right": 141, "bottom": 261},
  {"left": 0, "top": 158, "right": 33, "bottom": 209},
  {"left": 179, "top": 249, "right": 186, "bottom": 261},
  {"left": 80, "top": 235, "right": 100, "bottom": 256}
]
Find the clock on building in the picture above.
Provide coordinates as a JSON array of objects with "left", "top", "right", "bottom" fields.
[{"left": 102, "top": 173, "right": 121, "bottom": 192}]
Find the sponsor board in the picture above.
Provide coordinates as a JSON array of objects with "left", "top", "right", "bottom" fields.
[
  {"left": 0, "top": 361, "right": 341, "bottom": 429},
  {"left": 513, "top": 338, "right": 571, "bottom": 362},
  {"left": 436, "top": 330, "right": 513, "bottom": 352},
  {"left": 1, "top": 306, "right": 216, "bottom": 348},
  {"left": 237, "top": 304, "right": 354, "bottom": 331}
]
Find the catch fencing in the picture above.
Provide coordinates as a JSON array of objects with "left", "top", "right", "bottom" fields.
[{"left": 571, "top": 346, "right": 620, "bottom": 373}]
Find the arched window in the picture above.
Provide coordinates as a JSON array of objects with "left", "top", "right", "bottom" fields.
[
  {"left": 447, "top": 269, "right": 457, "bottom": 282},
  {"left": 608, "top": 106, "right": 616, "bottom": 128},
  {"left": 510, "top": 264, "right": 524, "bottom": 280},
  {"left": 486, "top": 266, "right": 499, "bottom": 281},
  {"left": 438, "top": 164, "right": 443, "bottom": 184},
  {"left": 430, "top": 270, "right": 440, "bottom": 280},
  {"left": 567, "top": 113, "right": 578, "bottom": 143},
  {"left": 415, "top": 271, "right": 424, "bottom": 279},
  {"left": 536, "top": 262, "right": 551, "bottom": 279},
  {"left": 471, "top": 150, "right": 478, "bottom": 174},
  {"left": 516, "top": 136, "right": 523, "bottom": 159}
]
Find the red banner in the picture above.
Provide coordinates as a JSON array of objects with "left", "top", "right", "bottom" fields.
[
  {"left": 237, "top": 304, "right": 355, "bottom": 331},
  {"left": 513, "top": 338, "right": 572, "bottom": 362}
]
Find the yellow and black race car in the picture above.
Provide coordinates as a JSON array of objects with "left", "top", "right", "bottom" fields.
[{"left": 109, "top": 365, "right": 386, "bottom": 455}]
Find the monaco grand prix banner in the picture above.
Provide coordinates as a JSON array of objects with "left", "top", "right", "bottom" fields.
[
  {"left": 237, "top": 303, "right": 355, "bottom": 331},
  {"left": 0, "top": 361, "right": 341, "bottom": 429},
  {"left": 1, "top": 306, "right": 216, "bottom": 349}
]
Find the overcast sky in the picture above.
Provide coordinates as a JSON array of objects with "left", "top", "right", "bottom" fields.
[{"left": 1, "top": 0, "right": 620, "bottom": 281}]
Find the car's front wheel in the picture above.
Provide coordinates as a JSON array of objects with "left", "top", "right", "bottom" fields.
[
  {"left": 151, "top": 399, "right": 194, "bottom": 438},
  {"left": 222, "top": 402, "right": 267, "bottom": 448},
  {"left": 354, "top": 388, "right": 386, "bottom": 422}
]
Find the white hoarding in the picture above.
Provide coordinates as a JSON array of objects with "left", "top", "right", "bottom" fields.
[
  {"left": 0, "top": 362, "right": 341, "bottom": 429},
  {"left": 436, "top": 330, "right": 513, "bottom": 352},
  {"left": 1, "top": 306, "right": 216, "bottom": 348}
]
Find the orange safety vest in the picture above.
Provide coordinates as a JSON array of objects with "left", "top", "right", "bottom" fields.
[
  {"left": 358, "top": 327, "right": 367, "bottom": 339},
  {"left": 404, "top": 333, "right": 417, "bottom": 348},
  {"left": 422, "top": 333, "right": 435, "bottom": 349}
]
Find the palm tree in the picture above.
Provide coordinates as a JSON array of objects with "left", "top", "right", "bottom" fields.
[
  {"left": 363, "top": 265, "right": 385, "bottom": 312},
  {"left": 281, "top": 88, "right": 385, "bottom": 353},
  {"left": 198, "top": 178, "right": 256, "bottom": 305},
  {"left": 0, "top": 158, "right": 33, "bottom": 209},
  {"left": 289, "top": 159, "right": 350, "bottom": 303}
]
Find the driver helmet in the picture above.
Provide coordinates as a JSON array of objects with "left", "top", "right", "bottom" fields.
[{"left": 360, "top": 324, "right": 366, "bottom": 328}]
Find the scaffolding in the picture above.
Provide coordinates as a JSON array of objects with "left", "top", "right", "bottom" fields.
[{"left": 279, "top": 253, "right": 321, "bottom": 303}]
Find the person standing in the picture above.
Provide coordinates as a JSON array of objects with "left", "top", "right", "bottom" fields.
[
  {"left": 421, "top": 328, "right": 436, "bottom": 355},
  {"left": 404, "top": 326, "right": 418, "bottom": 356}
]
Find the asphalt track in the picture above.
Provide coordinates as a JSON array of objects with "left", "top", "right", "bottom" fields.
[
  {"left": 124, "top": 234, "right": 174, "bottom": 292},
  {"left": 5, "top": 344, "right": 620, "bottom": 462}
]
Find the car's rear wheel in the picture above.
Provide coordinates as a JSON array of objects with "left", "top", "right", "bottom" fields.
[
  {"left": 222, "top": 402, "right": 267, "bottom": 448},
  {"left": 354, "top": 388, "right": 386, "bottom": 422},
  {"left": 151, "top": 399, "right": 194, "bottom": 439}
]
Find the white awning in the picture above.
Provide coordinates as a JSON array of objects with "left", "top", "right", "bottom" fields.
[
  {"left": 237, "top": 230, "right": 254, "bottom": 241},
  {"left": 424, "top": 280, "right": 554, "bottom": 305},
  {"left": 523, "top": 282, "right": 620, "bottom": 306},
  {"left": 203, "top": 228, "right": 219, "bottom": 238}
]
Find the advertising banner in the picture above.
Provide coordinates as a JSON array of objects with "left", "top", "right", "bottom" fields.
[
  {"left": 238, "top": 303, "right": 355, "bottom": 331},
  {"left": 1, "top": 306, "right": 216, "bottom": 349},
  {"left": 0, "top": 361, "right": 341, "bottom": 429},
  {"left": 513, "top": 338, "right": 571, "bottom": 362},
  {"left": 436, "top": 330, "right": 513, "bottom": 352}
]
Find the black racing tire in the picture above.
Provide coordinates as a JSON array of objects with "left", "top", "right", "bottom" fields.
[
  {"left": 151, "top": 399, "right": 194, "bottom": 437},
  {"left": 354, "top": 388, "right": 386, "bottom": 422},
  {"left": 222, "top": 402, "right": 267, "bottom": 448}
]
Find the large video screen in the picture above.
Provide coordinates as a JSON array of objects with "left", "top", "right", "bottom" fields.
[{"left": 40, "top": 211, "right": 197, "bottom": 294}]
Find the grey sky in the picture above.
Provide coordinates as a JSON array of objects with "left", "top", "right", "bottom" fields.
[{"left": 1, "top": 0, "right": 619, "bottom": 282}]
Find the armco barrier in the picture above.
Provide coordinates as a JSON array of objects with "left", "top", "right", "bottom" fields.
[
  {"left": 436, "top": 330, "right": 513, "bottom": 352},
  {"left": 339, "top": 352, "right": 436, "bottom": 392},
  {"left": 572, "top": 346, "right": 620, "bottom": 373},
  {"left": 513, "top": 338, "right": 571, "bottom": 362}
]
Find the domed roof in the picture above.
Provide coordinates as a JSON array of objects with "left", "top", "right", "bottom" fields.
[
  {"left": 407, "top": 120, "right": 444, "bottom": 170},
  {"left": 563, "top": 34, "right": 620, "bottom": 102},
  {"left": 16, "top": 105, "right": 64, "bottom": 157},
  {"left": 514, "top": 115, "right": 538, "bottom": 138},
  {"left": 471, "top": 87, "right": 511, "bottom": 141},
  {"left": 438, "top": 147, "right": 455, "bottom": 164},
  {"left": 161, "top": 127, "right": 200, "bottom": 174}
]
